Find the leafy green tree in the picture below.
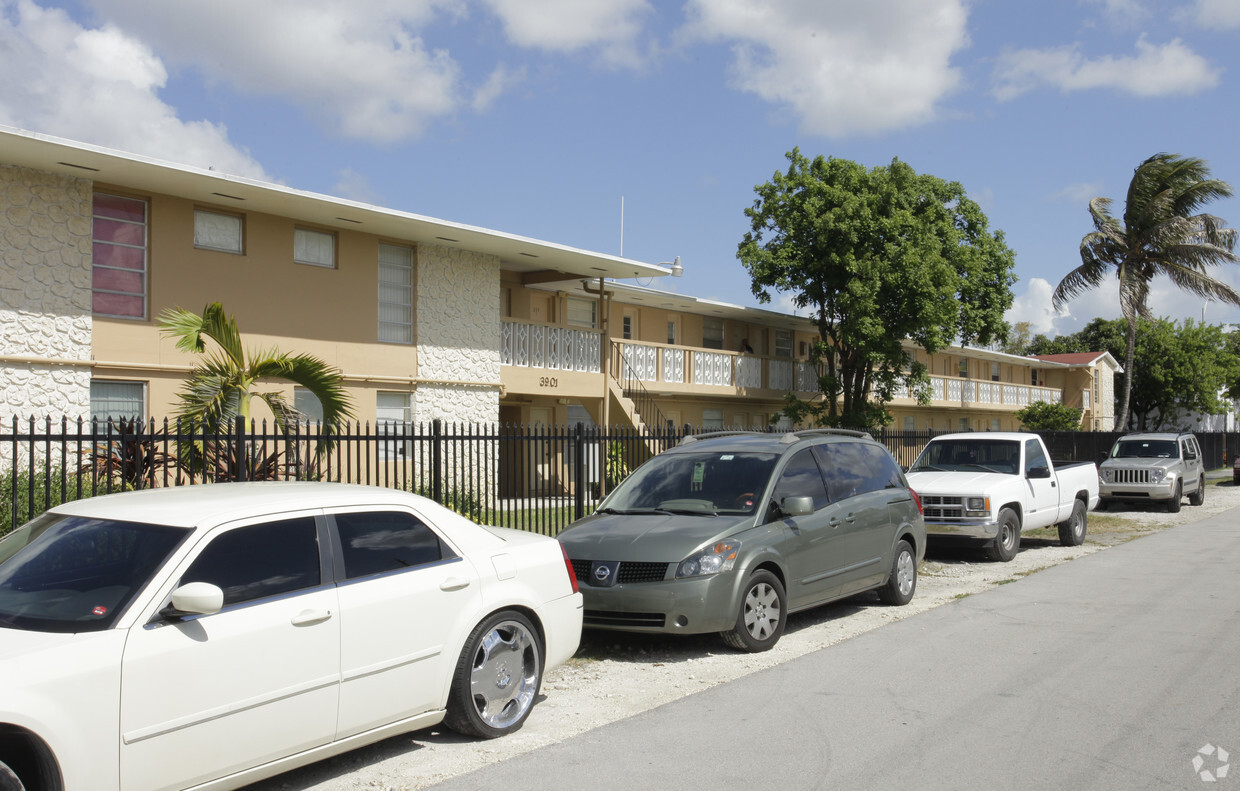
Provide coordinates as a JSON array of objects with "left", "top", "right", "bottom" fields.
[
  {"left": 1052, "top": 153, "right": 1240, "bottom": 430},
  {"left": 1031, "top": 316, "right": 1240, "bottom": 429},
  {"left": 1014, "top": 401, "right": 1083, "bottom": 431},
  {"left": 739, "top": 149, "right": 1016, "bottom": 428},
  {"left": 159, "top": 302, "right": 354, "bottom": 441},
  {"left": 1001, "top": 321, "right": 1033, "bottom": 356}
]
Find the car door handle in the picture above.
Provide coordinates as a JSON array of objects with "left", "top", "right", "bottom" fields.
[
  {"left": 440, "top": 577, "right": 471, "bottom": 592},
  {"left": 291, "top": 609, "right": 332, "bottom": 626}
]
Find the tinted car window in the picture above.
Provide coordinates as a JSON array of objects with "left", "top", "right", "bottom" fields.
[
  {"left": 814, "top": 442, "right": 903, "bottom": 501},
  {"left": 333, "top": 511, "right": 454, "bottom": 580},
  {"left": 0, "top": 513, "right": 188, "bottom": 633},
  {"left": 181, "top": 517, "right": 320, "bottom": 606},
  {"left": 1025, "top": 438, "right": 1049, "bottom": 474},
  {"left": 772, "top": 449, "right": 830, "bottom": 511}
]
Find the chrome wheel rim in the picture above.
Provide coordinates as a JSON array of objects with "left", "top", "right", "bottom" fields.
[
  {"left": 469, "top": 620, "right": 540, "bottom": 729},
  {"left": 1001, "top": 523, "right": 1017, "bottom": 550},
  {"left": 743, "top": 582, "right": 781, "bottom": 641},
  {"left": 895, "top": 550, "right": 915, "bottom": 596}
]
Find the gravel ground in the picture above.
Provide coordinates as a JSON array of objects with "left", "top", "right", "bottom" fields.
[{"left": 244, "top": 478, "right": 1240, "bottom": 791}]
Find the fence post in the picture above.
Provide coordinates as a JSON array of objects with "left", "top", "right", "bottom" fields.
[
  {"left": 573, "top": 423, "right": 585, "bottom": 522},
  {"left": 431, "top": 419, "right": 443, "bottom": 505},
  {"left": 234, "top": 415, "right": 247, "bottom": 482}
]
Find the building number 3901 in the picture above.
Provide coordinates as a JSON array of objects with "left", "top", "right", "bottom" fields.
[{"left": 539, "top": 377, "right": 559, "bottom": 388}]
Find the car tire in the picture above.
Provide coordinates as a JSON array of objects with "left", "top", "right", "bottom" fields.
[
  {"left": 443, "top": 610, "right": 543, "bottom": 739},
  {"left": 0, "top": 761, "right": 24, "bottom": 791},
  {"left": 985, "top": 508, "right": 1021, "bottom": 562},
  {"left": 1167, "top": 481, "right": 1182, "bottom": 513},
  {"left": 877, "top": 539, "right": 917, "bottom": 606},
  {"left": 720, "top": 570, "right": 786, "bottom": 652},
  {"left": 1057, "top": 499, "right": 1088, "bottom": 547},
  {"left": 1188, "top": 476, "right": 1206, "bottom": 506}
]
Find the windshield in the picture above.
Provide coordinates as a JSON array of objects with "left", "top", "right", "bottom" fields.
[
  {"left": 910, "top": 439, "right": 1020, "bottom": 475},
  {"left": 1111, "top": 440, "right": 1177, "bottom": 459},
  {"left": 600, "top": 451, "right": 780, "bottom": 516},
  {"left": 0, "top": 512, "right": 189, "bottom": 633}
]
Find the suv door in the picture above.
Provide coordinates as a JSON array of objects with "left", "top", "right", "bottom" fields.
[{"left": 766, "top": 448, "right": 839, "bottom": 610}]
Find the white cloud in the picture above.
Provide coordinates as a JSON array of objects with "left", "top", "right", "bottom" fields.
[
  {"left": 482, "top": 0, "right": 654, "bottom": 68},
  {"left": 681, "top": 0, "right": 969, "bottom": 138},
  {"left": 1082, "top": 0, "right": 1153, "bottom": 29},
  {"left": 1174, "top": 0, "right": 1240, "bottom": 29},
  {"left": 87, "top": 0, "right": 467, "bottom": 144},
  {"left": 0, "top": 0, "right": 269, "bottom": 178},
  {"left": 1050, "top": 181, "right": 1106, "bottom": 204},
  {"left": 471, "top": 63, "right": 527, "bottom": 111},
  {"left": 992, "top": 35, "right": 1220, "bottom": 100}
]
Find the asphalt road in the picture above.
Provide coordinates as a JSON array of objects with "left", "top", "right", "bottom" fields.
[{"left": 431, "top": 507, "right": 1240, "bottom": 791}]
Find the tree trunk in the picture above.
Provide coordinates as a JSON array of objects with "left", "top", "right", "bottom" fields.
[{"left": 1115, "top": 317, "right": 1137, "bottom": 431}]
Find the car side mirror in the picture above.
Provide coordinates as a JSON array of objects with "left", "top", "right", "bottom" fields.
[
  {"left": 162, "top": 582, "right": 224, "bottom": 618},
  {"left": 781, "top": 496, "right": 815, "bottom": 516},
  {"left": 1027, "top": 465, "right": 1051, "bottom": 480}
]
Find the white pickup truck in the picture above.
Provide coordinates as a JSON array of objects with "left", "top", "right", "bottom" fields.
[{"left": 905, "top": 433, "right": 1100, "bottom": 562}]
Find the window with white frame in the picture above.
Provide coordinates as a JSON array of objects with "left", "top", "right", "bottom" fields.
[
  {"left": 775, "top": 329, "right": 793, "bottom": 358},
  {"left": 566, "top": 298, "right": 597, "bottom": 329},
  {"left": 194, "top": 209, "right": 243, "bottom": 253},
  {"left": 378, "top": 243, "right": 413, "bottom": 344},
  {"left": 294, "top": 388, "right": 324, "bottom": 423},
  {"left": 294, "top": 228, "right": 335, "bottom": 268},
  {"left": 92, "top": 193, "right": 148, "bottom": 319},
  {"left": 90, "top": 381, "right": 145, "bottom": 424},
  {"left": 376, "top": 392, "right": 413, "bottom": 459},
  {"left": 702, "top": 317, "right": 724, "bottom": 350}
]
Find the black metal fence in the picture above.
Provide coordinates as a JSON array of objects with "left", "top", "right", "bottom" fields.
[{"left": 4, "top": 417, "right": 1238, "bottom": 538}]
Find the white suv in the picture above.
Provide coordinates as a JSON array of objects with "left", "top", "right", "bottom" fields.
[{"left": 1098, "top": 432, "right": 1206, "bottom": 512}]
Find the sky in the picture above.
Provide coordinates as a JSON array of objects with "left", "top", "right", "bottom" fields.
[{"left": 3, "top": 0, "right": 1240, "bottom": 340}]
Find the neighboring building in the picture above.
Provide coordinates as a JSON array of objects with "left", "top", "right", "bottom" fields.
[
  {"left": 1029, "top": 352, "right": 1122, "bottom": 431},
  {"left": 1, "top": 126, "right": 1119, "bottom": 453}
]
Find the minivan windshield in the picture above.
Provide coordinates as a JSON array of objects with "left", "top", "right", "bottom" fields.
[
  {"left": 599, "top": 451, "right": 779, "bottom": 515},
  {"left": 0, "top": 513, "right": 189, "bottom": 633}
]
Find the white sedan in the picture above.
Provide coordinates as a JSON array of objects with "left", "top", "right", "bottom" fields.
[{"left": 0, "top": 482, "right": 582, "bottom": 791}]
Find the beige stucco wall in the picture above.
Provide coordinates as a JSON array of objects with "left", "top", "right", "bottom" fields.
[{"left": 0, "top": 164, "right": 93, "bottom": 423}]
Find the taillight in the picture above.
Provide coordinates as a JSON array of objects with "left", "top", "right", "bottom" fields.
[
  {"left": 560, "top": 543, "right": 579, "bottom": 594},
  {"left": 910, "top": 488, "right": 923, "bottom": 514}
]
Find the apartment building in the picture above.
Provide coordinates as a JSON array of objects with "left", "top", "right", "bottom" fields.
[{"left": 1, "top": 126, "right": 1117, "bottom": 439}]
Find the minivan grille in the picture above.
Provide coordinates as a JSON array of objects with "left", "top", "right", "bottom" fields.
[
  {"left": 584, "top": 610, "right": 667, "bottom": 628},
  {"left": 570, "top": 559, "right": 671, "bottom": 585}
]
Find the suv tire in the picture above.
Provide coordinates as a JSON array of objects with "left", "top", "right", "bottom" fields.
[{"left": 721, "top": 570, "right": 785, "bottom": 652}]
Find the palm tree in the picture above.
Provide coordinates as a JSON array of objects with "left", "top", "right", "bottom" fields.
[
  {"left": 1052, "top": 153, "right": 1240, "bottom": 430},
  {"left": 159, "top": 303, "right": 354, "bottom": 475}
]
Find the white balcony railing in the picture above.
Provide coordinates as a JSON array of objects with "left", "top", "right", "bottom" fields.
[{"left": 502, "top": 321, "right": 601, "bottom": 373}]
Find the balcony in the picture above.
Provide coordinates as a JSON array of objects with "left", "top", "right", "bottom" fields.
[
  {"left": 501, "top": 320, "right": 602, "bottom": 373},
  {"left": 611, "top": 340, "right": 820, "bottom": 397},
  {"left": 892, "top": 376, "right": 1063, "bottom": 410}
]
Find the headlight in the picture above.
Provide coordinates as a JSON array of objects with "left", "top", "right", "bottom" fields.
[
  {"left": 1151, "top": 469, "right": 1168, "bottom": 483},
  {"left": 965, "top": 496, "right": 988, "bottom": 512},
  {"left": 676, "top": 541, "right": 740, "bottom": 578},
  {"left": 1101, "top": 469, "right": 1114, "bottom": 483}
]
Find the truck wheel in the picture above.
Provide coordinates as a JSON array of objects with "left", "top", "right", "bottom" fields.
[
  {"left": 877, "top": 540, "right": 917, "bottom": 605},
  {"left": 985, "top": 508, "right": 1020, "bottom": 562},
  {"left": 1167, "top": 481, "right": 1182, "bottom": 513},
  {"left": 1188, "top": 476, "right": 1205, "bottom": 506},
  {"left": 1057, "top": 499, "right": 1087, "bottom": 547}
]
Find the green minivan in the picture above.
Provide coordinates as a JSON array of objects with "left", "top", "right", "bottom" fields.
[{"left": 558, "top": 429, "right": 926, "bottom": 652}]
